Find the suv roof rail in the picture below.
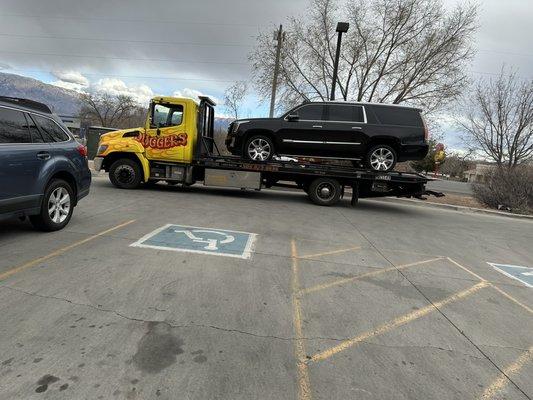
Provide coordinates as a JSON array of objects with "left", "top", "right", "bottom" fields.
[{"left": 0, "top": 96, "right": 52, "bottom": 114}]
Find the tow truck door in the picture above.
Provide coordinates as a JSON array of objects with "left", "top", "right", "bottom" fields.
[{"left": 144, "top": 101, "right": 189, "bottom": 162}]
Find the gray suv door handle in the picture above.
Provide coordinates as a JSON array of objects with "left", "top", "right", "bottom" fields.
[
  {"left": 352, "top": 126, "right": 362, "bottom": 130},
  {"left": 37, "top": 152, "right": 50, "bottom": 160},
  {"left": 312, "top": 125, "right": 323, "bottom": 128}
]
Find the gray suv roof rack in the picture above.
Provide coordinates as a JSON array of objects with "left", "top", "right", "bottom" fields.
[{"left": 0, "top": 96, "right": 52, "bottom": 114}]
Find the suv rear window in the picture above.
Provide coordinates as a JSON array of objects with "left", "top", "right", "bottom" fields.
[
  {"left": 0, "top": 107, "right": 31, "bottom": 143},
  {"left": 372, "top": 106, "right": 423, "bottom": 127},
  {"left": 32, "top": 115, "right": 70, "bottom": 142},
  {"left": 328, "top": 105, "right": 365, "bottom": 122}
]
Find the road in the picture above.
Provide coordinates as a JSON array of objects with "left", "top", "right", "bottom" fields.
[
  {"left": 426, "top": 178, "right": 473, "bottom": 195},
  {"left": 0, "top": 176, "right": 531, "bottom": 400}
]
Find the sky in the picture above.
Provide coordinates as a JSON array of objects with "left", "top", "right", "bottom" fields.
[{"left": 0, "top": 0, "right": 532, "bottom": 149}]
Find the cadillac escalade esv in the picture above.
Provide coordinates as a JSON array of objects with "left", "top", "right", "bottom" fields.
[{"left": 225, "top": 101, "right": 429, "bottom": 172}]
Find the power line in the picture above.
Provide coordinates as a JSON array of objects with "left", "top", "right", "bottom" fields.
[
  {"left": 0, "top": 13, "right": 259, "bottom": 28},
  {"left": 0, "top": 32, "right": 254, "bottom": 48},
  {"left": 0, "top": 50, "right": 250, "bottom": 66}
]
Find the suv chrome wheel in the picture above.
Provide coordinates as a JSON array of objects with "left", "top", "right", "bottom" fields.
[
  {"left": 48, "top": 187, "right": 71, "bottom": 224},
  {"left": 369, "top": 147, "right": 395, "bottom": 171},
  {"left": 247, "top": 138, "right": 272, "bottom": 161}
]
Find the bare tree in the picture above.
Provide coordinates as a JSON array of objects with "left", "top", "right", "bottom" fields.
[
  {"left": 79, "top": 92, "right": 146, "bottom": 128},
  {"left": 439, "top": 150, "right": 474, "bottom": 178},
  {"left": 250, "top": 0, "right": 478, "bottom": 113},
  {"left": 223, "top": 81, "right": 248, "bottom": 119},
  {"left": 458, "top": 69, "right": 533, "bottom": 167}
]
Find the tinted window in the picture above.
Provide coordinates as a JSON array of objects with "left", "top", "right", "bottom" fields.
[
  {"left": 0, "top": 107, "right": 31, "bottom": 143},
  {"left": 24, "top": 113, "right": 45, "bottom": 143},
  {"left": 153, "top": 104, "right": 183, "bottom": 127},
  {"left": 328, "top": 105, "right": 364, "bottom": 122},
  {"left": 372, "top": 106, "right": 422, "bottom": 127},
  {"left": 32, "top": 115, "right": 70, "bottom": 142},
  {"left": 296, "top": 104, "right": 325, "bottom": 120}
]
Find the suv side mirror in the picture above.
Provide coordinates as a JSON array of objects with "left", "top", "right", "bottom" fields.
[{"left": 287, "top": 113, "right": 299, "bottom": 121}]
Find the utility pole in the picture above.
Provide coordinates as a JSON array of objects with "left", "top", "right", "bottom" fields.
[
  {"left": 269, "top": 24, "right": 284, "bottom": 118},
  {"left": 330, "top": 22, "right": 349, "bottom": 101}
]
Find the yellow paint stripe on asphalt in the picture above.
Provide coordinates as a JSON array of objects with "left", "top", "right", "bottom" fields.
[
  {"left": 480, "top": 345, "right": 533, "bottom": 399},
  {"left": 0, "top": 219, "right": 136, "bottom": 282},
  {"left": 309, "top": 281, "right": 489, "bottom": 363},
  {"left": 447, "top": 258, "right": 533, "bottom": 315},
  {"left": 300, "top": 257, "right": 443, "bottom": 296},
  {"left": 299, "top": 246, "right": 362, "bottom": 260},
  {"left": 290, "top": 240, "right": 312, "bottom": 400}
]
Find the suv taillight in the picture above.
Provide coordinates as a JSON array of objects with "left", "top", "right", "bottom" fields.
[
  {"left": 422, "top": 117, "right": 429, "bottom": 141},
  {"left": 77, "top": 144, "right": 88, "bottom": 158}
]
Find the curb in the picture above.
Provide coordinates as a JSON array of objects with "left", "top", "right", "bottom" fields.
[{"left": 372, "top": 197, "right": 533, "bottom": 220}]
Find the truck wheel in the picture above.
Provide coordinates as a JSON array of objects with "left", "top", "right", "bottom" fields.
[
  {"left": 308, "top": 177, "right": 342, "bottom": 206},
  {"left": 365, "top": 145, "right": 397, "bottom": 172},
  {"left": 109, "top": 158, "right": 142, "bottom": 189},
  {"left": 245, "top": 135, "right": 274, "bottom": 162},
  {"left": 30, "top": 179, "right": 74, "bottom": 231}
]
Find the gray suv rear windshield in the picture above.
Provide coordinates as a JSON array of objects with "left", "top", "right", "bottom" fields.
[{"left": 372, "top": 106, "right": 422, "bottom": 127}]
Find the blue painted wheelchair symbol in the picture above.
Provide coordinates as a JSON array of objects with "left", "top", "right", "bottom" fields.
[
  {"left": 131, "top": 224, "right": 257, "bottom": 259},
  {"left": 489, "top": 263, "right": 533, "bottom": 288}
]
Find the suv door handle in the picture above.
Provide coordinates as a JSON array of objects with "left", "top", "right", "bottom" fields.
[
  {"left": 352, "top": 126, "right": 362, "bottom": 130},
  {"left": 37, "top": 151, "right": 50, "bottom": 160},
  {"left": 312, "top": 125, "right": 323, "bottom": 128}
]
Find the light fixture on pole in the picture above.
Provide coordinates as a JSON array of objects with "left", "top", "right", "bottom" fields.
[{"left": 330, "top": 22, "right": 349, "bottom": 101}]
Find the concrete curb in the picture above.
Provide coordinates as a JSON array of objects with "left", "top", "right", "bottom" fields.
[{"left": 373, "top": 197, "right": 533, "bottom": 220}]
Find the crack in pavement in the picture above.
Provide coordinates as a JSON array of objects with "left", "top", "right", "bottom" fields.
[{"left": 0, "top": 284, "right": 498, "bottom": 362}]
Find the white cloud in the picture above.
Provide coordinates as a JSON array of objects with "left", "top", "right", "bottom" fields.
[
  {"left": 50, "top": 80, "right": 88, "bottom": 93},
  {"left": 172, "top": 88, "right": 219, "bottom": 105},
  {"left": 52, "top": 71, "right": 90, "bottom": 86},
  {"left": 0, "top": 63, "right": 11, "bottom": 70},
  {"left": 93, "top": 78, "right": 154, "bottom": 105}
]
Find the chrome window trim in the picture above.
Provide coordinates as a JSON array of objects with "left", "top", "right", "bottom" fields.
[
  {"left": 0, "top": 104, "right": 73, "bottom": 145},
  {"left": 284, "top": 104, "right": 367, "bottom": 124}
]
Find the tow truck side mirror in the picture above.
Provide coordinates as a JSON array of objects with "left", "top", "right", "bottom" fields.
[{"left": 287, "top": 113, "right": 299, "bottom": 121}]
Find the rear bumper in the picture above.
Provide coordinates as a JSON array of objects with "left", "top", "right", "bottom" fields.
[{"left": 398, "top": 143, "right": 429, "bottom": 162}]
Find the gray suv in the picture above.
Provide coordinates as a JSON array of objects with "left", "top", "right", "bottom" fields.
[{"left": 0, "top": 97, "right": 91, "bottom": 231}]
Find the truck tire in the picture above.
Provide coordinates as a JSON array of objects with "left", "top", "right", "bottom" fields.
[
  {"left": 308, "top": 177, "right": 342, "bottom": 206},
  {"left": 109, "top": 158, "right": 142, "bottom": 189},
  {"left": 30, "top": 179, "right": 74, "bottom": 231},
  {"left": 244, "top": 135, "right": 274, "bottom": 162}
]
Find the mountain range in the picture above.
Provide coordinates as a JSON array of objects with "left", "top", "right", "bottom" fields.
[{"left": 0, "top": 72, "right": 234, "bottom": 130}]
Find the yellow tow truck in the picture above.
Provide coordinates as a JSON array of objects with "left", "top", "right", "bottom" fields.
[{"left": 94, "top": 96, "right": 436, "bottom": 206}]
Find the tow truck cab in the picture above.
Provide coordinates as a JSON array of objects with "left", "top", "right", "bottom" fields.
[{"left": 94, "top": 96, "right": 216, "bottom": 184}]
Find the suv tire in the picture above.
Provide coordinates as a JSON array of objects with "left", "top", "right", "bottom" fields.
[
  {"left": 109, "top": 158, "right": 142, "bottom": 189},
  {"left": 308, "top": 177, "right": 342, "bottom": 206},
  {"left": 30, "top": 179, "right": 74, "bottom": 231},
  {"left": 244, "top": 135, "right": 274, "bottom": 162},
  {"left": 365, "top": 145, "right": 397, "bottom": 172}
]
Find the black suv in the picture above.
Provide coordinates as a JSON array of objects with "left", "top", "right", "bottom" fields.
[
  {"left": 225, "top": 102, "right": 429, "bottom": 172},
  {"left": 0, "top": 97, "right": 91, "bottom": 231}
]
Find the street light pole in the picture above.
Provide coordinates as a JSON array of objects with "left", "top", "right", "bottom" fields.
[
  {"left": 330, "top": 22, "right": 349, "bottom": 101},
  {"left": 269, "top": 25, "right": 284, "bottom": 118}
]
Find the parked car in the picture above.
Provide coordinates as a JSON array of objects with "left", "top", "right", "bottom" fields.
[
  {"left": 0, "top": 97, "right": 91, "bottom": 231},
  {"left": 225, "top": 101, "right": 429, "bottom": 172}
]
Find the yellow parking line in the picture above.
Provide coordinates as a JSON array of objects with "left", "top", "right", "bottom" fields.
[
  {"left": 0, "top": 220, "right": 136, "bottom": 282},
  {"left": 309, "top": 281, "right": 489, "bottom": 363},
  {"left": 447, "top": 258, "right": 533, "bottom": 315},
  {"left": 300, "top": 257, "right": 443, "bottom": 296},
  {"left": 480, "top": 345, "right": 533, "bottom": 399},
  {"left": 299, "top": 246, "right": 362, "bottom": 260},
  {"left": 290, "top": 240, "right": 312, "bottom": 400}
]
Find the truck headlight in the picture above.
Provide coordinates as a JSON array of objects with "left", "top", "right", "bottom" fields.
[{"left": 97, "top": 144, "right": 109, "bottom": 155}]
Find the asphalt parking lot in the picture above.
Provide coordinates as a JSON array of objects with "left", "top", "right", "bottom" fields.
[{"left": 0, "top": 176, "right": 532, "bottom": 400}]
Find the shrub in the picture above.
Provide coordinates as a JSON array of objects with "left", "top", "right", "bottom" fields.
[{"left": 472, "top": 166, "right": 533, "bottom": 214}]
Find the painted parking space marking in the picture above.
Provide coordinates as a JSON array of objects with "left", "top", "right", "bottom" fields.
[
  {"left": 489, "top": 263, "right": 533, "bottom": 288},
  {"left": 131, "top": 224, "right": 257, "bottom": 259}
]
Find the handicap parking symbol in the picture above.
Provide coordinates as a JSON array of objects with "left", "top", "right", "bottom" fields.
[
  {"left": 131, "top": 224, "right": 257, "bottom": 259},
  {"left": 489, "top": 263, "right": 533, "bottom": 288}
]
